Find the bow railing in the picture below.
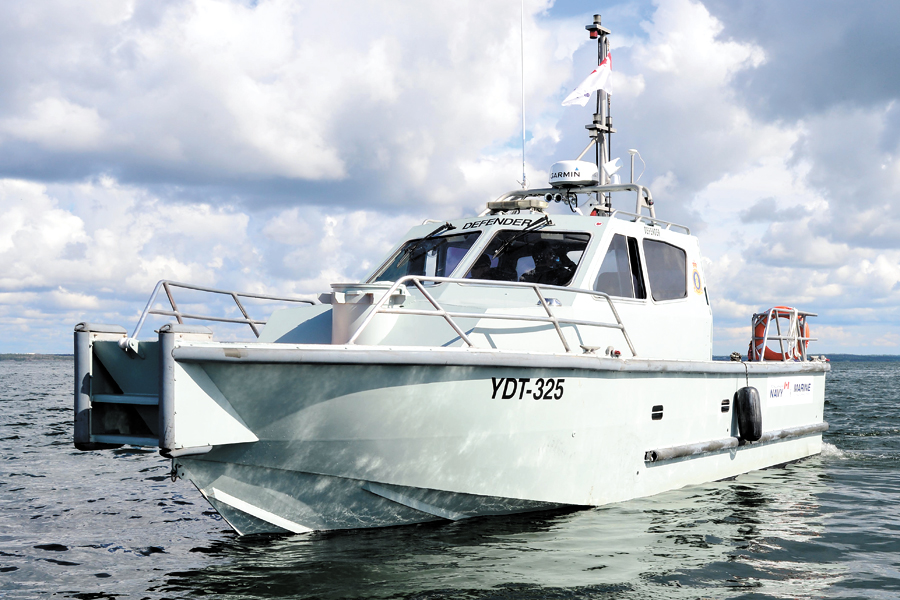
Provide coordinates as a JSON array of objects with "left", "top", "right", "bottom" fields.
[{"left": 131, "top": 280, "right": 316, "bottom": 339}]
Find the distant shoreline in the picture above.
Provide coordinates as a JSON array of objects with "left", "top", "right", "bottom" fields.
[
  {"left": 713, "top": 354, "right": 900, "bottom": 362},
  {"left": 0, "top": 354, "right": 74, "bottom": 361},
  {"left": 3, "top": 353, "right": 899, "bottom": 362}
]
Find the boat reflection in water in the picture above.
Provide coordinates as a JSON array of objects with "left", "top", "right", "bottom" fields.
[{"left": 154, "top": 458, "right": 843, "bottom": 599}]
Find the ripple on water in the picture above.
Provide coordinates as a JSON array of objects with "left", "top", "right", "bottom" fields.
[{"left": 1, "top": 359, "right": 899, "bottom": 599}]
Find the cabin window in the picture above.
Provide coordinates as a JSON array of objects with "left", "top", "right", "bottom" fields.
[
  {"left": 594, "top": 234, "right": 646, "bottom": 299},
  {"left": 372, "top": 232, "right": 481, "bottom": 282},
  {"left": 642, "top": 239, "right": 687, "bottom": 301},
  {"left": 466, "top": 230, "right": 590, "bottom": 286}
]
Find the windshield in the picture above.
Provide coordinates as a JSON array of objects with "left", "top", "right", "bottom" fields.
[
  {"left": 371, "top": 231, "right": 481, "bottom": 282},
  {"left": 465, "top": 230, "right": 590, "bottom": 286}
]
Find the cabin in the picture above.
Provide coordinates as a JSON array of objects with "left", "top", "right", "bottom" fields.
[{"left": 259, "top": 186, "right": 712, "bottom": 362}]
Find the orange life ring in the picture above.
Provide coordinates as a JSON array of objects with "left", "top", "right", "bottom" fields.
[{"left": 749, "top": 306, "right": 809, "bottom": 361}]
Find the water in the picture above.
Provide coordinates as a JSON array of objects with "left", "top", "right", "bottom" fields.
[{"left": 1, "top": 358, "right": 898, "bottom": 599}]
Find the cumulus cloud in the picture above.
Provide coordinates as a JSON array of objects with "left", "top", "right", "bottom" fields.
[
  {"left": 543, "top": 0, "right": 899, "bottom": 356},
  {"left": 260, "top": 206, "right": 425, "bottom": 290},
  {"left": 705, "top": 0, "right": 900, "bottom": 119},
  {"left": 739, "top": 198, "right": 809, "bottom": 224},
  {"left": 0, "top": 0, "right": 576, "bottom": 209},
  {"left": 0, "top": 175, "right": 431, "bottom": 350},
  {"left": 0, "top": 178, "right": 258, "bottom": 293},
  {"left": 0, "top": 98, "right": 108, "bottom": 150},
  {"left": 551, "top": 0, "right": 789, "bottom": 232},
  {"left": 680, "top": 0, "right": 900, "bottom": 354},
  {"left": 1, "top": 0, "right": 898, "bottom": 354}
]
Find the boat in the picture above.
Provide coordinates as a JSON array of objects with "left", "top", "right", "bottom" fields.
[{"left": 72, "top": 16, "right": 828, "bottom": 536}]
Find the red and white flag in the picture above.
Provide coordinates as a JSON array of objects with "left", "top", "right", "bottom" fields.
[{"left": 562, "top": 51, "right": 612, "bottom": 107}]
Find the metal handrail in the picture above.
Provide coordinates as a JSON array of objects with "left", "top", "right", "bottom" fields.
[
  {"left": 482, "top": 184, "right": 690, "bottom": 234},
  {"left": 607, "top": 209, "right": 691, "bottom": 234},
  {"left": 345, "top": 276, "right": 637, "bottom": 356},
  {"left": 751, "top": 307, "right": 818, "bottom": 362},
  {"left": 492, "top": 183, "right": 656, "bottom": 218},
  {"left": 131, "top": 280, "right": 317, "bottom": 339}
]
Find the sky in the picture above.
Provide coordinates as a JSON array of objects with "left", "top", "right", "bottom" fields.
[{"left": 1, "top": 0, "right": 898, "bottom": 355}]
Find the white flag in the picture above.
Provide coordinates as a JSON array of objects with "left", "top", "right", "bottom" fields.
[
  {"left": 602, "top": 157, "right": 621, "bottom": 177},
  {"left": 562, "top": 52, "right": 612, "bottom": 107}
]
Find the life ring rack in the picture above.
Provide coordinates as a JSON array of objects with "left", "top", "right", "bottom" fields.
[{"left": 748, "top": 306, "right": 816, "bottom": 361}]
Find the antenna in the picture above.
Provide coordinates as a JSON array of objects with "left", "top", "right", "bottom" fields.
[
  {"left": 628, "top": 149, "right": 637, "bottom": 183},
  {"left": 520, "top": 0, "right": 527, "bottom": 189},
  {"left": 628, "top": 148, "right": 645, "bottom": 183}
]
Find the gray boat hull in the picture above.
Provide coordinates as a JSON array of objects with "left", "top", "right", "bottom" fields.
[{"left": 160, "top": 349, "right": 826, "bottom": 534}]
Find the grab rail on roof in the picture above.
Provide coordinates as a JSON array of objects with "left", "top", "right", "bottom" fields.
[
  {"left": 606, "top": 209, "right": 691, "bottom": 234},
  {"left": 346, "top": 275, "right": 637, "bottom": 356},
  {"left": 484, "top": 184, "right": 690, "bottom": 234},
  {"left": 491, "top": 183, "right": 654, "bottom": 217},
  {"left": 131, "top": 280, "right": 317, "bottom": 339}
]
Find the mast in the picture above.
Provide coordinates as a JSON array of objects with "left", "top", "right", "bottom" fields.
[{"left": 585, "top": 15, "right": 615, "bottom": 213}]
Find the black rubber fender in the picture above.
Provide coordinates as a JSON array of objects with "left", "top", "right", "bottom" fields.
[{"left": 734, "top": 386, "right": 762, "bottom": 442}]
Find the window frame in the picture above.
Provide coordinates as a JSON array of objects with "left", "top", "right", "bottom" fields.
[
  {"left": 462, "top": 228, "right": 593, "bottom": 287},
  {"left": 367, "top": 230, "right": 483, "bottom": 283},
  {"left": 641, "top": 238, "right": 688, "bottom": 302},
  {"left": 592, "top": 233, "right": 647, "bottom": 300}
]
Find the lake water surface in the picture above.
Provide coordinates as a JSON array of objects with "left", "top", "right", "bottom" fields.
[{"left": 1, "top": 358, "right": 898, "bottom": 599}]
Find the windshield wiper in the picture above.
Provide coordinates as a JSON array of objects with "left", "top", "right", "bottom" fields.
[
  {"left": 396, "top": 222, "right": 457, "bottom": 267},
  {"left": 423, "top": 221, "right": 456, "bottom": 239},
  {"left": 492, "top": 215, "right": 552, "bottom": 260}
]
